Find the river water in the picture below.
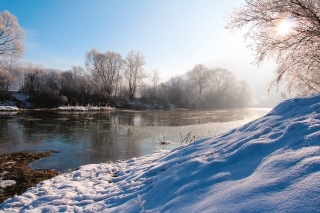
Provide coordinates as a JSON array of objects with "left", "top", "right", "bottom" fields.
[{"left": 0, "top": 108, "right": 271, "bottom": 172}]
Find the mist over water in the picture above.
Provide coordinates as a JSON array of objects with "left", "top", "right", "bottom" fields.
[{"left": 0, "top": 108, "right": 270, "bottom": 172}]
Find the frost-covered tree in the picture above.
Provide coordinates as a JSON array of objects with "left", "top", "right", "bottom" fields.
[
  {"left": 150, "top": 69, "right": 160, "bottom": 94},
  {"left": 86, "top": 49, "right": 123, "bottom": 98},
  {"left": 0, "top": 68, "right": 11, "bottom": 90},
  {"left": 187, "top": 64, "right": 209, "bottom": 97},
  {"left": 235, "top": 80, "right": 255, "bottom": 107},
  {"left": 203, "top": 68, "right": 240, "bottom": 108},
  {"left": 0, "top": 11, "right": 24, "bottom": 62},
  {"left": 0, "top": 57, "right": 19, "bottom": 90},
  {"left": 22, "top": 63, "right": 45, "bottom": 94},
  {"left": 0, "top": 11, "right": 24, "bottom": 90},
  {"left": 227, "top": 0, "right": 320, "bottom": 96},
  {"left": 39, "top": 71, "right": 61, "bottom": 94},
  {"left": 70, "top": 66, "right": 90, "bottom": 94},
  {"left": 124, "top": 50, "right": 146, "bottom": 100}
]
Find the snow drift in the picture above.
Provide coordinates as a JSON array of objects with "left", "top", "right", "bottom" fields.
[{"left": 1, "top": 94, "right": 320, "bottom": 212}]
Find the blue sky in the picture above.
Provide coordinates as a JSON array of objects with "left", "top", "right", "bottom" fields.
[{"left": 0, "top": 0, "right": 280, "bottom": 106}]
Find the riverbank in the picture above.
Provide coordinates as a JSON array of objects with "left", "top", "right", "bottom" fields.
[
  {"left": 0, "top": 151, "right": 59, "bottom": 203},
  {"left": 0, "top": 91, "right": 165, "bottom": 111},
  {"left": 1, "top": 94, "right": 319, "bottom": 212},
  {"left": 0, "top": 106, "right": 115, "bottom": 112}
]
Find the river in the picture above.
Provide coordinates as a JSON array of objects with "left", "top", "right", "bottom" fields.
[{"left": 0, "top": 108, "right": 271, "bottom": 172}]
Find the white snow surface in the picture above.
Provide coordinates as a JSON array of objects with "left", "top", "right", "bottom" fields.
[
  {"left": 57, "top": 106, "right": 115, "bottom": 111},
  {"left": 0, "top": 106, "right": 19, "bottom": 111},
  {"left": 1, "top": 94, "right": 320, "bottom": 212}
]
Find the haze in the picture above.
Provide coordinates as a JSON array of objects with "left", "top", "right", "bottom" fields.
[{"left": 0, "top": 0, "right": 280, "bottom": 107}]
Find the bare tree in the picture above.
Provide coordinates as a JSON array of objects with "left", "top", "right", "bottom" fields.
[
  {"left": 151, "top": 69, "right": 160, "bottom": 89},
  {"left": 235, "top": 80, "right": 255, "bottom": 107},
  {"left": 166, "top": 76, "right": 189, "bottom": 107},
  {"left": 86, "top": 49, "right": 123, "bottom": 98},
  {"left": 71, "top": 66, "right": 90, "bottom": 94},
  {"left": 0, "top": 11, "right": 24, "bottom": 62},
  {"left": 0, "top": 57, "right": 20, "bottom": 90},
  {"left": 226, "top": 0, "right": 320, "bottom": 96},
  {"left": 148, "top": 68, "right": 160, "bottom": 98},
  {"left": 124, "top": 50, "right": 146, "bottom": 100},
  {"left": 112, "top": 64, "right": 123, "bottom": 98},
  {"left": 39, "top": 71, "right": 61, "bottom": 94},
  {"left": 0, "top": 68, "right": 11, "bottom": 90},
  {"left": 187, "top": 64, "right": 209, "bottom": 97},
  {"left": 22, "top": 63, "right": 45, "bottom": 94},
  {"left": 211, "top": 68, "right": 236, "bottom": 95},
  {"left": 60, "top": 71, "right": 74, "bottom": 92},
  {"left": 0, "top": 10, "right": 24, "bottom": 90},
  {"left": 204, "top": 68, "right": 238, "bottom": 108}
]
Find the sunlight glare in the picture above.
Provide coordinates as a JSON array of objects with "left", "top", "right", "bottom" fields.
[{"left": 277, "top": 17, "right": 294, "bottom": 36}]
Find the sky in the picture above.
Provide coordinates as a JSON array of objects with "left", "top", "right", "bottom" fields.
[{"left": 0, "top": 0, "right": 281, "bottom": 107}]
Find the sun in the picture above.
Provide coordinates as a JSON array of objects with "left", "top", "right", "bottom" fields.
[{"left": 277, "top": 17, "right": 295, "bottom": 36}]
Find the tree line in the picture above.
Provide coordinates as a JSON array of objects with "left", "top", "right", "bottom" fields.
[
  {"left": 141, "top": 65, "right": 255, "bottom": 109},
  {"left": 2, "top": 1, "right": 320, "bottom": 108},
  {"left": 0, "top": 10, "right": 255, "bottom": 109},
  {"left": 0, "top": 48, "right": 148, "bottom": 107},
  {"left": 0, "top": 52, "right": 255, "bottom": 109}
]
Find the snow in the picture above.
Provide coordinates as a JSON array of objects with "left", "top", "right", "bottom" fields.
[
  {"left": 1, "top": 94, "right": 320, "bottom": 212},
  {"left": 0, "top": 105, "right": 115, "bottom": 111},
  {"left": 57, "top": 106, "right": 115, "bottom": 111},
  {"left": 11, "top": 93, "right": 29, "bottom": 103},
  {"left": 0, "top": 92, "right": 32, "bottom": 108},
  {"left": 0, "top": 106, "right": 19, "bottom": 111},
  {"left": 0, "top": 171, "right": 16, "bottom": 195}
]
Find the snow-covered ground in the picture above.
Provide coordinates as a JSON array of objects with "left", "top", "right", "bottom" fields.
[
  {"left": 0, "top": 93, "right": 32, "bottom": 109},
  {"left": 0, "top": 106, "right": 115, "bottom": 111},
  {"left": 0, "top": 106, "right": 19, "bottom": 111},
  {"left": 57, "top": 106, "right": 115, "bottom": 111},
  {"left": 1, "top": 94, "right": 320, "bottom": 212}
]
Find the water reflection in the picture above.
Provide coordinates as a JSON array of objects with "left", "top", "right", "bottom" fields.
[{"left": 0, "top": 108, "right": 271, "bottom": 172}]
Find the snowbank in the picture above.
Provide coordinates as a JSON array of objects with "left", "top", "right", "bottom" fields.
[
  {"left": 0, "top": 106, "right": 19, "bottom": 111},
  {"left": 57, "top": 106, "right": 115, "bottom": 111},
  {"left": 0, "top": 106, "right": 115, "bottom": 111},
  {"left": 0, "top": 92, "right": 32, "bottom": 109},
  {"left": 1, "top": 94, "right": 320, "bottom": 212}
]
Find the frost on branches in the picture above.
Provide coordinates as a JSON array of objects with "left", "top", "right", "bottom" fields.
[{"left": 227, "top": 0, "right": 320, "bottom": 96}]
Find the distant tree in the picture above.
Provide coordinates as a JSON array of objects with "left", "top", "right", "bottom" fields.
[
  {"left": 3, "top": 58, "right": 22, "bottom": 90},
  {"left": 235, "top": 80, "right": 255, "bottom": 107},
  {"left": 211, "top": 68, "right": 236, "bottom": 95},
  {"left": 60, "top": 70, "right": 77, "bottom": 104},
  {"left": 147, "top": 69, "right": 160, "bottom": 98},
  {"left": 71, "top": 66, "right": 90, "bottom": 94},
  {"left": 156, "top": 83, "right": 171, "bottom": 107},
  {"left": 151, "top": 69, "right": 160, "bottom": 89},
  {"left": 212, "top": 68, "right": 240, "bottom": 107},
  {"left": 40, "top": 71, "right": 61, "bottom": 94},
  {"left": 0, "top": 58, "right": 19, "bottom": 90},
  {"left": 0, "top": 11, "right": 24, "bottom": 91},
  {"left": 139, "top": 81, "right": 149, "bottom": 99},
  {"left": 85, "top": 49, "right": 106, "bottom": 95},
  {"left": 226, "top": 0, "right": 320, "bottom": 96},
  {"left": 86, "top": 49, "right": 123, "bottom": 99},
  {"left": 124, "top": 50, "right": 146, "bottom": 100},
  {"left": 60, "top": 71, "right": 74, "bottom": 91},
  {"left": 167, "top": 76, "right": 189, "bottom": 107},
  {"left": 187, "top": 64, "right": 209, "bottom": 97},
  {"left": 0, "top": 68, "right": 11, "bottom": 90},
  {"left": 112, "top": 65, "right": 123, "bottom": 98},
  {"left": 0, "top": 11, "right": 24, "bottom": 63},
  {"left": 22, "top": 63, "right": 45, "bottom": 94}
]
